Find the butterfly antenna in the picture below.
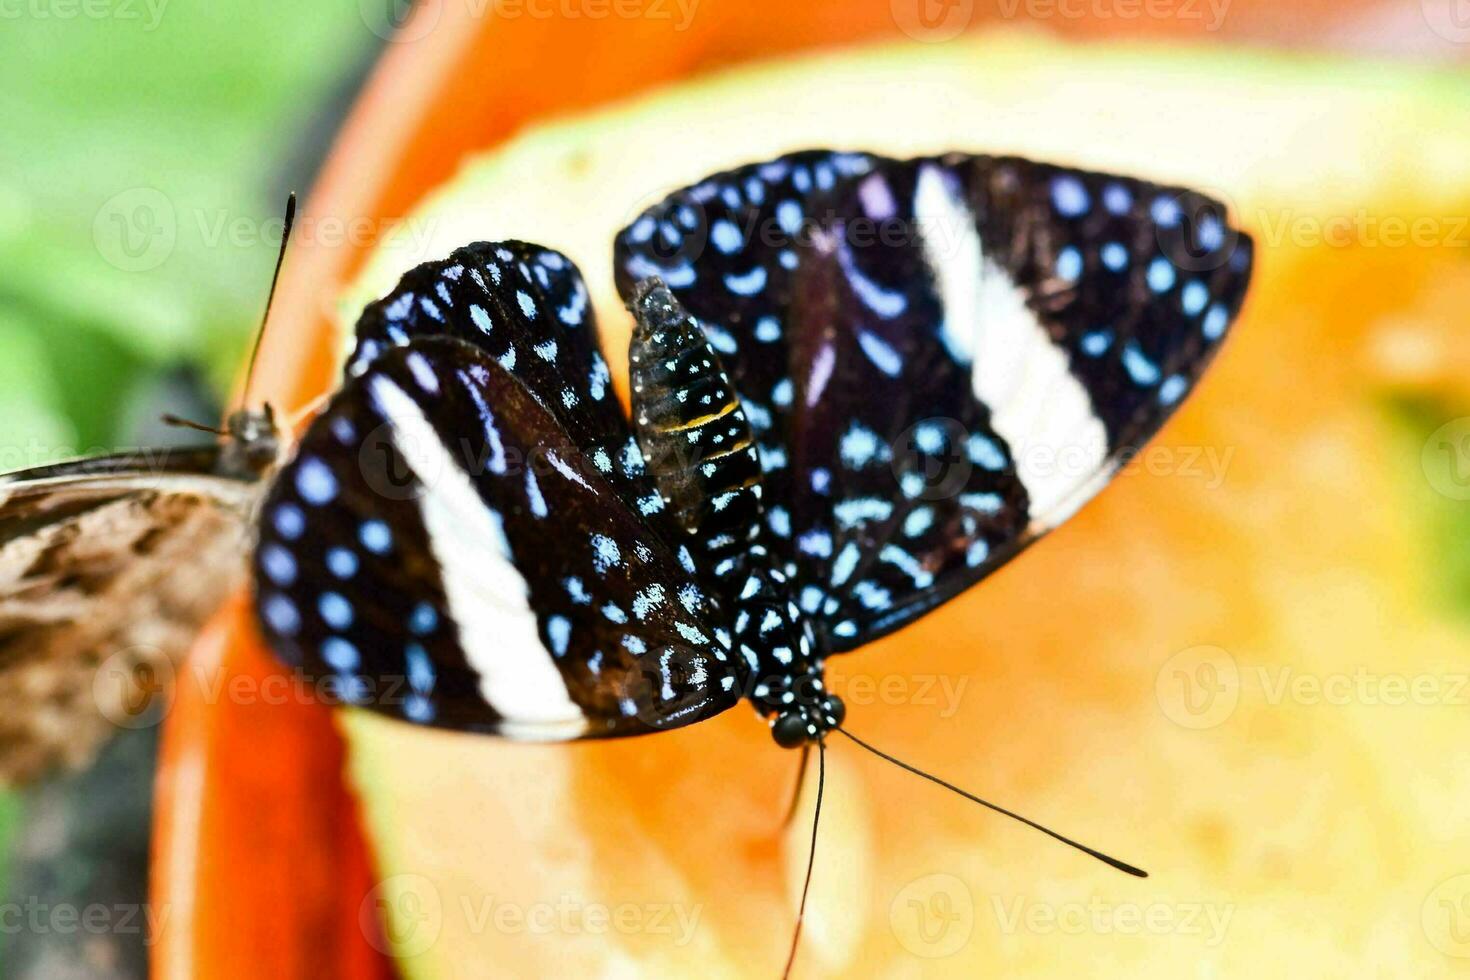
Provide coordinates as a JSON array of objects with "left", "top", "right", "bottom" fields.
[
  {"left": 779, "top": 742, "right": 811, "bottom": 831},
  {"left": 160, "top": 414, "right": 226, "bottom": 436},
  {"left": 833, "top": 728, "right": 1147, "bottom": 878},
  {"left": 240, "top": 192, "right": 296, "bottom": 410},
  {"left": 782, "top": 737, "right": 824, "bottom": 980}
]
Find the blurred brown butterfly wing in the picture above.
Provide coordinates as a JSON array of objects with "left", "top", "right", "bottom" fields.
[{"left": 0, "top": 424, "right": 276, "bottom": 784}]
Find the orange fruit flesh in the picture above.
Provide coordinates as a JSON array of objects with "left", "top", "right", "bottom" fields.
[{"left": 332, "top": 32, "right": 1470, "bottom": 978}]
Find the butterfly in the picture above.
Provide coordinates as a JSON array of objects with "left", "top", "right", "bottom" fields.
[{"left": 248, "top": 149, "right": 1252, "bottom": 906}]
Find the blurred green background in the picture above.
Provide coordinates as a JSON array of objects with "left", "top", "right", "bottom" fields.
[
  {"left": 0, "top": 0, "right": 380, "bottom": 963},
  {"left": 0, "top": 3, "right": 379, "bottom": 464}
]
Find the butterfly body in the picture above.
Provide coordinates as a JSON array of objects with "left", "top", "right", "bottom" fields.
[
  {"left": 628, "top": 280, "right": 839, "bottom": 744},
  {"left": 627, "top": 280, "right": 764, "bottom": 550}
]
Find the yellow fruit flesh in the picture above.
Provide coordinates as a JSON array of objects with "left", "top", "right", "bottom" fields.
[{"left": 340, "top": 31, "right": 1470, "bottom": 978}]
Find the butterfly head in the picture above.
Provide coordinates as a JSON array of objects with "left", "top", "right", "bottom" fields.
[
  {"left": 770, "top": 688, "right": 846, "bottom": 749},
  {"left": 220, "top": 190, "right": 293, "bottom": 482},
  {"left": 726, "top": 565, "right": 842, "bottom": 747},
  {"left": 219, "top": 404, "right": 281, "bottom": 479}
]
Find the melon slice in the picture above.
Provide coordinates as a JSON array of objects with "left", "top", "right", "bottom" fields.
[{"left": 338, "top": 31, "right": 1470, "bottom": 978}]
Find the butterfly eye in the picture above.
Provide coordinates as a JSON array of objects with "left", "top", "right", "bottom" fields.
[
  {"left": 822, "top": 693, "right": 846, "bottom": 728},
  {"left": 771, "top": 710, "right": 808, "bottom": 749}
]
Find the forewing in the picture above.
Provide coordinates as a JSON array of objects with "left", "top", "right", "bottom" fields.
[
  {"left": 348, "top": 241, "right": 665, "bottom": 520},
  {"left": 615, "top": 151, "right": 1253, "bottom": 650},
  {"left": 0, "top": 454, "right": 258, "bottom": 783},
  {"left": 253, "top": 338, "right": 738, "bottom": 739}
]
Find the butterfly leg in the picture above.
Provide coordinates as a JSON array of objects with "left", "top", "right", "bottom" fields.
[{"left": 779, "top": 741, "right": 811, "bottom": 830}]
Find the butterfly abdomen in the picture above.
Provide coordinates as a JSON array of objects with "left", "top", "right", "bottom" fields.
[
  {"left": 628, "top": 280, "right": 764, "bottom": 562},
  {"left": 627, "top": 280, "right": 834, "bottom": 739}
]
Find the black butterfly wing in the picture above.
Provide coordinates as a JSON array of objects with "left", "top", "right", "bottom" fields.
[
  {"left": 929, "top": 154, "right": 1253, "bottom": 466},
  {"left": 253, "top": 336, "right": 739, "bottom": 739},
  {"left": 617, "top": 152, "right": 1031, "bottom": 646},
  {"left": 347, "top": 241, "right": 669, "bottom": 523},
  {"left": 615, "top": 151, "right": 1253, "bottom": 651}
]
